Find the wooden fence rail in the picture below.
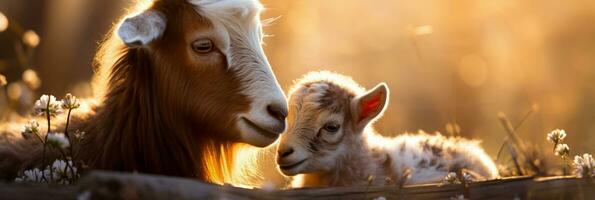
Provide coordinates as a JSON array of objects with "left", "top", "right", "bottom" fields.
[{"left": 1, "top": 171, "right": 594, "bottom": 199}]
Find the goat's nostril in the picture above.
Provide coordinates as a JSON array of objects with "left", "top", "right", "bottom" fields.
[
  {"left": 279, "top": 147, "right": 294, "bottom": 158},
  {"left": 267, "top": 104, "right": 288, "bottom": 122}
]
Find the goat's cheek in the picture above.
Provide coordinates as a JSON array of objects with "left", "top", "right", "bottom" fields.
[{"left": 188, "top": 51, "right": 223, "bottom": 69}]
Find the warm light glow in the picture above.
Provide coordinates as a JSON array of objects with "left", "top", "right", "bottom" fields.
[
  {"left": 414, "top": 25, "right": 434, "bottom": 36},
  {"left": 0, "top": 74, "right": 6, "bottom": 86},
  {"left": 229, "top": 144, "right": 271, "bottom": 187},
  {"left": 202, "top": 142, "right": 272, "bottom": 188},
  {"left": 0, "top": 12, "right": 8, "bottom": 32},
  {"left": 4, "top": 0, "right": 595, "bottom": 187},
  {"left": 22, "top": 30, "right": 40, "bottom": 47},
  {"left": 458, "top": 54, "right": 488, "bottom": 88},
  {"left": 126, "top": 0, "right": 155, "bottom": 17},
  {"left": 22, "top": 69, "right": 41, "bottom": 89},
  {"left": 6, "top": 83, "right": 22, "bottom": 101}
]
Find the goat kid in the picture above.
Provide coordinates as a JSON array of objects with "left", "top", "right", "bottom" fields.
[{"left": 276, "top": 71, "right": 499, "bottom": 187}]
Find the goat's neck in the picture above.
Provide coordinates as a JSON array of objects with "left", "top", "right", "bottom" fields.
[
  {"left": 303, "top": 134, "right": 386, "bottom": 187},
  {"left": 76, "top": 48, "right": 208, "bottom": 178}
]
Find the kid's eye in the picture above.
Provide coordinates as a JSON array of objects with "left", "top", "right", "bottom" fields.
[{"left": 323, "top": 122, "right": 340, "bottom": 133}]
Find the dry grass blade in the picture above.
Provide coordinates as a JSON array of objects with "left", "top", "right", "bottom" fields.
[
  {"left": 497, "top": 108, "right": 548, "bottom": 176},
  {"left": 497, "top": 113, "right": 528, "bottom": 152},
  {"left": 496, "top": 105, "right": 538, "bottom": 161},
  {"left": 497, "top": 112, "right": 527, "bottom": 175}
]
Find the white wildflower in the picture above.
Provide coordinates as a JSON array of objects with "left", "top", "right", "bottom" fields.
[
  {"left": 74, "top": 131, "right": 86, "bottom": 140},
  {"left": 462, "top": 172, "right": 474, "bottom": 183},
  {"left": 547, "top": 129, "right": 566, "bottom": 144},
  {"left": 573, "top": 154, "right": 595, "bottom": 178},
  {"left": 442, "top": 172, "right": 461, "bottom": 184},
  {"left": 21, "top": 119, "right": 40, "bottom": 139},
  {"left": 15, "top": 160, "right": 79, "bottom": 184},
  {"left": 373, "top": 196, "right": 387, "bottom": 200},
  {"left": 61, "top": 93, "right": 81, "bottom": 109},
  {"left": 52, "top": 159, "right": 78, "bottom": 179},
  {"left": 47, "top": 133, "right": 70, "bottom": 149},
  {"left": 52, "top": 160, "right": 68, "bottom": 172},
  {"left": 43, "top": 167, "right": 59, "bottom": 181},
  {"left": 554, "top": 144, "right": 570, "bottom": 157},
  {"left": 442, "top": 171, "right": 474, "bottom": 185},
  {"left": 15, "top": 168, "right": 45, "bottom": 183},
  {"left": 34, "top": 94, "right": 62, "bottom": 116}
]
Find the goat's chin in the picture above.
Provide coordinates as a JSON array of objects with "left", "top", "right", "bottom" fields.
[
  {"left": 240, "top": 132, "right": 278, "bottom": 147},
  {"left": 277, "top": 160, "right": 309, "bottom": 176},
  {"left": 280, "top": 171, "right": 299, "bottom": 176},
  {"left": 278, "top": 167, "right": 302, "bottom": 176},
  {"left": 237, "top": 120, "right": 279, "bottom": 147}
]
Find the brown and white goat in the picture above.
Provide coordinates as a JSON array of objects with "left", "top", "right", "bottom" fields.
[
  {"left": 0, "top": 0, "right": 287, "bottom": 184},
  {"left": 276, "top": 71, "right": 499, "bottom": 187}
]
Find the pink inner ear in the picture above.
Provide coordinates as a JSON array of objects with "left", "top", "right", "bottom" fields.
[{"left": 359, "top": 92, "right": 383, "bottom": 122}]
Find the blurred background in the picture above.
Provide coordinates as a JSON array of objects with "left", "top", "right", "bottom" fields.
[{"left": 1, "top": 0, "right": 594, "bottom": 179}]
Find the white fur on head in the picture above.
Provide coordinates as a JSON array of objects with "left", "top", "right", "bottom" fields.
[
  {"left": 117, "top": 10, "right": 166, "bottom": 46},
  {"left": 190, "top": 0, "right": 287, "bottom": 147}
]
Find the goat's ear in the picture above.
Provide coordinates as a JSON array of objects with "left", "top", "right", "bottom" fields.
[
  {"left": 350, "top": 83, "right": 389, "bottom": 129},
  {"left": 117, "top": 10, "right": 166, "bottom": 47}
]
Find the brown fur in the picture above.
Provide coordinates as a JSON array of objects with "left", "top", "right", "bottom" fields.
[{"left": 0, "top": 0, "right": 254, "bottom": 183}]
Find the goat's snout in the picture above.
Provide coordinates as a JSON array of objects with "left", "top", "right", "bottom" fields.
[
  {"left": 277, "top": 145, "right": 295, "bottom": 159},
  {"left": 266, "top": 104, "right": 287, "bottom": 131}
]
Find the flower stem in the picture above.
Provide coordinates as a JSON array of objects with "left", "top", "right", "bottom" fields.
[
  {"left": 41, "top": 99, "right": 51, "bottom": 183},
  {"left": 33, "top": 132, "right": 45, "bottom": 145},
  {"left": 64, "top": 108, "right": 74, "bottom": 157},
  {"left": 562, "top": 156, "right": 568, "bottom": 175},
  {"left": 57, "top": 148, "right": 76, "bottom": 182},
  {"left": 63, "top": 108, "right": 77, "bottom": 181}
]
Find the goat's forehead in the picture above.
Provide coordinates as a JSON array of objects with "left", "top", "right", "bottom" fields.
[
  {"left": 290, "top": 82, "right": 354, "bottom": 114},
  {"left": 189, "top": 0, "right": 263, "bottom": 26}
]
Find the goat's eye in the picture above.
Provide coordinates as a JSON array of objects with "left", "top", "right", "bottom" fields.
[
  {"left": 323, "top": 123, "right": 340, "bottom": 133},
  {"left": 192, "top": 39, "right": 213, "bottom": 53}
]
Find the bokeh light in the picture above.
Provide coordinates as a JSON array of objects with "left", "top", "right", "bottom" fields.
[
  {"left": 22, "top": 69, "right": 41, "bottom": 89},
  {"left": 22, "top": 30, "right": 40, "bottom": 47},
  {"left": 0, "top": 12, "right": 8, "bottom": 32}
]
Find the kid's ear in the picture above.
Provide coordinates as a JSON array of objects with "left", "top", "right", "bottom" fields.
[
  {"left": 350, "top": 83, "right": 389, "bottom": 129},
  {"left": 117, "top": 10, "right": 166, "bottom": 47}
]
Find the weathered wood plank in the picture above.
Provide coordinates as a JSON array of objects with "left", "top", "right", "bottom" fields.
[
  {"left": 0, "top": 171, "right": 594, "bottom": 199},
  {"left": 0, "top": 183, "right": 77, "bottom": 200}
]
